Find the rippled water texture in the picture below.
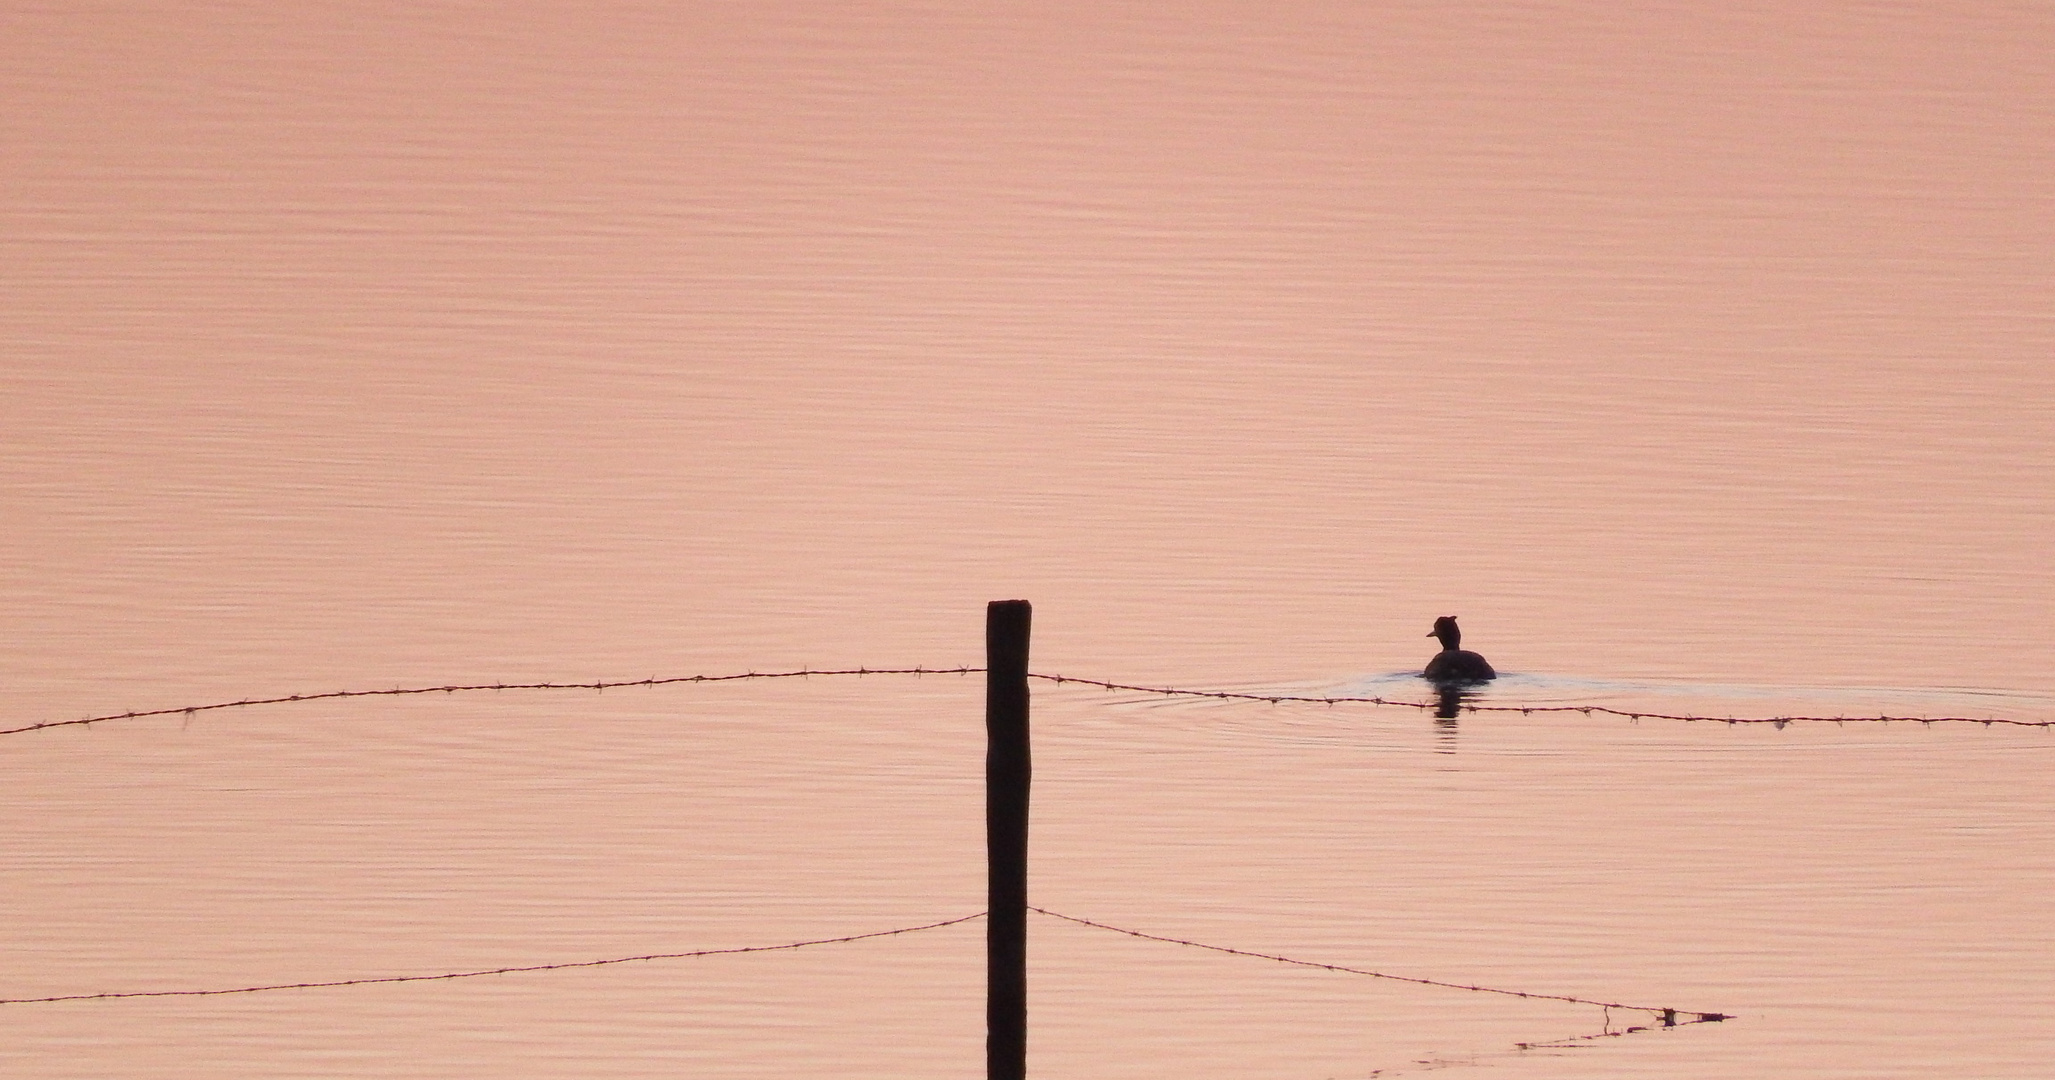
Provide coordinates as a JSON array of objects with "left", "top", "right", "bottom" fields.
[{"left": 4, "top": 3, "right": 2052, "bottom": 1078}]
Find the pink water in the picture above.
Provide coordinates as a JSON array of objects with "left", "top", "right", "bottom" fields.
[{"left": 5, "top": 3, "right": 2053, "bottom": 1077}]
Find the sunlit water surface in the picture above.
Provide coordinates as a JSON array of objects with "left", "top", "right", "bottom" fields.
[{"left": 5, "top": 4, "right": 2052, "bottom": 1079}]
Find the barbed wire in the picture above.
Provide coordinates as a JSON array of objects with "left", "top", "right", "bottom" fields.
[
  {"left": 1028, "top": 673, "right": 2054, "bottom": 728},
  {"left": 0, "top": 912, "right": 984, "bottom": 1007},
  {"left": 2, "top": 905, "right": 1724, "bottom": 1032},
  {"left": 1029, "top": 907, "right": 1728, "bottom": 1027},
  {"left": 0, "top": 667, "right": 979, "bottom": 737},
  {"left": 5, "top": 665, "right": 2044, "bottom": 739}
]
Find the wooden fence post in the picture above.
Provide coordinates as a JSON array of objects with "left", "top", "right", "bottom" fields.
[{"left": 986, "top": 600, "right": 1031, "bottom": 1080}]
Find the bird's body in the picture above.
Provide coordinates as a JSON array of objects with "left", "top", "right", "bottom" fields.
[
  {"left": 1423, "top": 648, "right": 1497, "bottom": 682},
  {"left": 1423, "top": 616, "right": 1496, "bottom": 683}
]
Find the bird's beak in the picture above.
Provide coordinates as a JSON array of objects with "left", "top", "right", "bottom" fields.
[{"left": 1426, "top": 630, "right": 1437, "bottom": 637}]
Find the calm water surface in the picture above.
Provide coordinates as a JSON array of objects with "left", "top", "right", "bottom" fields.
[{"left": 5, "top": 4, "right": 2052, "bottom": 1078}]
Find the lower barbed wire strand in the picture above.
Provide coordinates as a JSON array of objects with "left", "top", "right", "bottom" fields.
[
  {"left": 1029, "top": 906, "right": 1729, "bottom": 1025},
  {"left": 0, "top": 912, "right": 985, "bottom": 1006},
  {"left": 3, "top": 905, "right": 1730, "bottom": 1029}
]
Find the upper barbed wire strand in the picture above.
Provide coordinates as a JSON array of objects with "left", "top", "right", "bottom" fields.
[
  {"left": 1026, "top": 673, "right": 2050, "bottom": 727},
  {"left": 0, "top": 667, "right": 980, "bottom": 736},
  {"left": 3, "top": 666, "right": 2045, "bottom": 737}
]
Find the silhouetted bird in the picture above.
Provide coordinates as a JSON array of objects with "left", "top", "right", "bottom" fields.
[{"left": 1423, "top": 616, "right": 1496, "bottom": 683}]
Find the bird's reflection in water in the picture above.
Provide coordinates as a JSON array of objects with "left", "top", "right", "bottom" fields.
[{"left": 1431, "top": 685, "right": 1477, "bottom": 754}]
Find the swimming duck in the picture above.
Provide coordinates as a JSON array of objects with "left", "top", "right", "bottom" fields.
[{"left": 1423, "top": 616, "right": 1496, "bottom": 683}]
